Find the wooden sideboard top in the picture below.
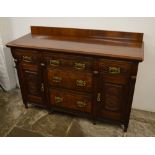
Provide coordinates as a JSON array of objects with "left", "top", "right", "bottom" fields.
[{"left": 6, "top": 26, "right": 144, "bottom": 61}]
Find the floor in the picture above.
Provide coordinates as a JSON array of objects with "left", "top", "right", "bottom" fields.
[{"left": 0, "top": 89, "right": 155, "bottom": 137}]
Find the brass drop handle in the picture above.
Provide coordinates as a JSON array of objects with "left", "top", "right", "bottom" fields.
[
  {"left": 76, "top": 80, "right": 86, "bottom": 87},
  {"left": 97, "top": 93, "right": 101, "bottom": 102},
  {"left": 76, "top": 101, "right": 86, "bottom": 108},
  {"left": 109, "top": 67, "right": 120, "bottom": 74},
  {"left": 55, "top": 96, "right": 63, "bottom": 104},
  {"left": 41, "top": 83, "right": 44, "bottom": 92},
  {"left": 23, "top": 56, "right": 32, "bottom": 62},
  {"left": 50, "top": 60, "right": 60, "bottom": 66},
  {"left": 52, "top": 76, "right": 62, "bottom": 83},
  {"left": 74, "top": 62, "right": 85, "bottom": 70}
]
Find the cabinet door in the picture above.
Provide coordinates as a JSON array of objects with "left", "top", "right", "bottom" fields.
[
  {"left": 97, "top": 60, "right": 131, "bottom": 121},
  {"left": 97, "top": 79, "right": 129, "bottom": 121},
  {"left": 19, "top": 62, "right": 46, "bottom": 106}
]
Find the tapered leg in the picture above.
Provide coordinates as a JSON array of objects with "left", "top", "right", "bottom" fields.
[
  {"left": 23, "top": 99, "right": 28, "bottom": 109},
  {"left": 92, "top": 118, "right": 96, "bottom": 125},
  {"left": 93, "top": 122, "right": 96, "bottom": 125},
  {"left": 124, "top": 123, "right": 128, "bottom": 132},
  {"left": 24, "top": 103, "right": 28, "bottom": 109}
]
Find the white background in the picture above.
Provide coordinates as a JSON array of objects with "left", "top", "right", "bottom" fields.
[{"left": 0, "top": 0, "right": 155, "bottom": 155}]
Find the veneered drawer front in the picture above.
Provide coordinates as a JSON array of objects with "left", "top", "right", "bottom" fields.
[
  {"left": 44, "top": 53, "right": 93, "bottom": 71},
  {"left": 48, "top": 68, "right": 93, "bottom": 92},
  {"left": 99, "top": 59, "right": 132, "bottom": 76},
  {"left": 99, "top": 59, "right": 132, "bottom": 84},
  {"left": 13, "top": 49, "right": 41, "bottom": 64},
  {"left": 50, "top": 88, "right": 92, "bottom": 113}
]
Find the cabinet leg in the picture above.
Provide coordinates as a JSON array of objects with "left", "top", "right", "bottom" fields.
[
  {"left": 48, "top": 109, "right": 54, "bottom": 114},
  {"left": 24, "top": 103, "right": 28, "bottom": 109},
  {"left": 92, "top": 119, "right": 96, "bottom": 125},
  {"left": 124, "top": 124, "right": 128, "bottom": 132},
  {"left": 23, "top": 101, "right": 28, "bottom": 109},
  {"left": 22, "top": 98, "right": 28, "bottom": 109}
]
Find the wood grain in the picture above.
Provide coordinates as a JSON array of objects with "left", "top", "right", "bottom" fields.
[
  {"left": 7, "top": 26, "right": 144, "bottom": 132},
  {"left": 6, "top": 26, "right": 144, "bottom": 61}
]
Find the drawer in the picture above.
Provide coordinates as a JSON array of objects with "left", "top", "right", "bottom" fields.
[
  {"left": 50, "top": 88, "right": 92, "bottom": 113},
  {"left": 44, "top": 53, "right": 93, "bottom": 71},
  {"left": 13, "top": 49, "right": 41, "bottom": 64},
  {"left": 99, "top": 59, "right": 132, "bottom": 76},
  {"left": 48, "top": 68, "right": 93, "bottom": 92}
]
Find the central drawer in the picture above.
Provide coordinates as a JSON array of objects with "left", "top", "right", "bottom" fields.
[
  {"left": 44, "top": 53, "right": 93, "bottom": 71},
  {"left": 48, "top": 68, "right": 93, "bottom": 93},
  {"left": 50, "top": 88, "right": 92, "bottom": 113}
]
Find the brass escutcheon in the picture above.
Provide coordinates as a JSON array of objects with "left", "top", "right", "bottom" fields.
[
  {"left": 97, "top": 93, "right": 101, "bottom": 102},
  {"left": 41, "top": 83, "right": 44, "bottom": 92}
]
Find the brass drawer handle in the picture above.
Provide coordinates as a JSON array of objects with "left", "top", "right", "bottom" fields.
[
  {"left": 76, "top": 101, "right": 86, "bottom": 108},
  {"left": 76, "top": 80, "right": 86, "bottom": 87},
  {"left": 109, "top": 67, "right": 120, "bottom": 74},
  {"left": 23, "top": 56, "right": 32, "bottom": 62},
  {"left": 25, "top": 70, "right": 37, "bottom": 74},
  {"left": 50, "top": 60, "right": 60, "bottom": 66},
  {"left": 52, "top": 76, "right": 62, "bottom": 83},
  {"left": 74, "top": 62, "right": 85, "bottom": 70},
  {"left": 55, "top": 96, "right": 63, "bottom": 104}
]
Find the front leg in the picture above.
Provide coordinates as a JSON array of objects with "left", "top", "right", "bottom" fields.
[
  {"left": 24, "top": 103, "right": 28, "bottom": 109},
  {"left": 124, "top": 123, "right": 128, "bottom": 132}
]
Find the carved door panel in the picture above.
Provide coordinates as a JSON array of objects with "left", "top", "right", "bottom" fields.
[
  {"left": 19, "top": 62, "right": 46, "bottom": 106},
  {"left": 97, "top": 73, "right": 129, "bottom": 121}
]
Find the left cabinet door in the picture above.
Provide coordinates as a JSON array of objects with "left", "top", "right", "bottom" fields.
[{"left": 13, "top": 49, "right": 46, "bottom": 107}]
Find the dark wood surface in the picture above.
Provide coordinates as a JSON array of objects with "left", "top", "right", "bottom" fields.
[
  {"left": 7, "top": 26, "right": 144, "bottom": 132},
  {"left": 31, "top": 26, "right": 143, "bottom": 43},
  {"left": 50, "top": 88, "right": 92, "bottom": 113},
  {"left": 48, "top": 68, "right": 93, "bottom": 93},
  {"left": 7, "top": 26, "right": 144, "bottom": 61}
]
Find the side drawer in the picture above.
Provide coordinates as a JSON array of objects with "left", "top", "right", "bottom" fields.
[
  {"left": 13, "top": 49, "right": 41, "bottom": 64},
  {"left": 50, "top": 88, "right": 92, "bottom": 113},
  {"left": 44, "top": 53, "right": 93, "bottom": 71},
  {"left": 48, "top": 68, "right": 93, "bottom": 93},
  {"left": 99, "top": 59, "right": 132, "bottom": 76},
  {"left": 99, "top": 59, "right": 132, "bottom": 83}
]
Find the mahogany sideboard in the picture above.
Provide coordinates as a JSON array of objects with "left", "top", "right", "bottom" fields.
[{"left": 6, "top": 26, "right": 144, "bottom": 132}]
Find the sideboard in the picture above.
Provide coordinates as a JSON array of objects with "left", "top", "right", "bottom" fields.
[{"left": 6, "top": 26, "right": 144, "bottom": 132}]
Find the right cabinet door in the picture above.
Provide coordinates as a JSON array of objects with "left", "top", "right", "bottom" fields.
[{"left": 97, "top": 59, "right": 132, "bottom": 121}]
